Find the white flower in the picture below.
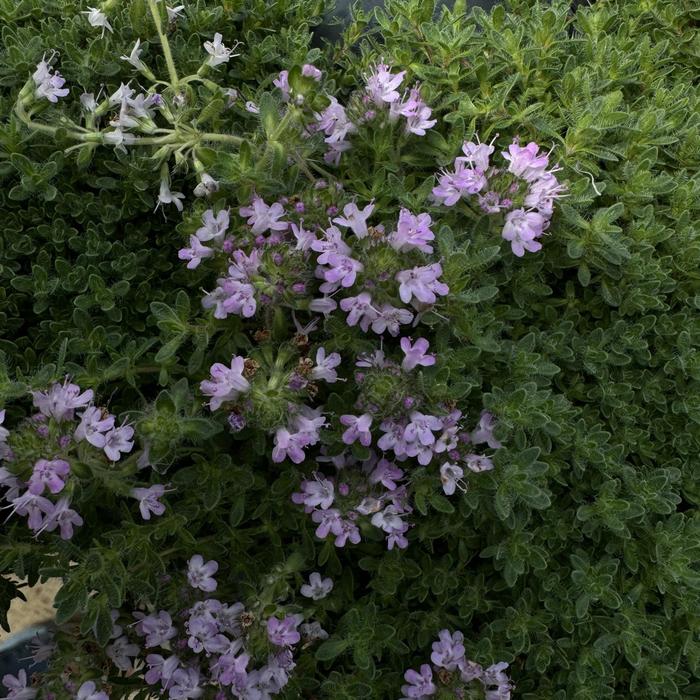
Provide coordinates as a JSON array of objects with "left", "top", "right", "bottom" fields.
[
  {"left": 245, "top": 101, "right": 259, "bottom": 114},
  {"left": 203, "top": 32, "right": 239, "bottom": 68},
  {"left": 156, "top": 178, "right": 185, "bottom": 212},
  {"left": 223, "top": 87, "right": 238, "bottom": 108},
  {"left": 80, "top": 92, "right": 97, "bottom": 112},
  {"left": 193, "top": 173, "right": 220, "bottom": 198},
  {"left": 104, "top": 128, "right": 137, "bottom": 152},
  {"left": 109, "top": 82, "right": 134, "bottom": 106},
  {"left": 166, "top": 4, "right": 185, "bottom": 21},
  {"left": 120, "top": 38, "right": 144, "bottom": 70},
  {"left": 440, "top": 462, "right": 466, "bottom": 496},
  {"left": 300, "top": 572, "right": 334, "bottom": 600},
  {"left": 82, "top": 7, "right": 113, "bottom": 37}
]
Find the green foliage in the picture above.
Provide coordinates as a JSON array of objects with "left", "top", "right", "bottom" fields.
[{"left": 0, "top": 0, "right": 699, "bottom": 698}]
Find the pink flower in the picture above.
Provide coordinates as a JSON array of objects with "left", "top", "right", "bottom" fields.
[
  {"left": 370, "top": 304, "right": 414, "bottom": 336},
  {"left": 32, "top": 380, "right": 93, "bottom": 422},
  {"left": 502, "top": 141, "right": 550, "bottom": 181}
]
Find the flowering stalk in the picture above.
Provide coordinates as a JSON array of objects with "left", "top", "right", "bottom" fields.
[{"left": 147, "top": 0, "right": 180, "bottom": 91}]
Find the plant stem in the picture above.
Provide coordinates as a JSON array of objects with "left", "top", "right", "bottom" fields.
[{"left": 147, "top": 0, "right": 180, "bottom": 91}]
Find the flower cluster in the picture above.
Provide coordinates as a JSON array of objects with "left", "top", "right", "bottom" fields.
[
  {"left": 301, "top": 60, "right": 435, "bottom": 165},
  {"left": 86, "top": 556, "right": 328, "bottom": 699},
  {"left": 184, "top": 189, "right": 449, "bottom": 340},
  {"left": 433, "top": 138, "right": 566, "bottom": 256},
  {"left": 364, "top": 62, "right": 437, "bottom": 136},
  {"left": 0, "top": 381, "right": 166, "bottom": 540},
  {"left": 402, "top": 629, "right": 514, "bottom": 700}
]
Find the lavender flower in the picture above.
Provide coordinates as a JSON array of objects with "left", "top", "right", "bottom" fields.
[
  {"left": 397, "top": 87, "right": 436, "bottom": 135},
  {"left": 501, "top": 208, "right": 546, "bottom": 256},
  {"left": 32, "top": 56, "right": 69, "bottom": 103},
  {"left": 302, "top": 64, "right": 322, "bottom": 80},
  {"left": 103, "top": 423, "right": 135, "bottom": 461},
  {"left": 311, "top": 347, "right": 341, "bottom": 383},
  {"left": 339, "top": 293, "right": 378, "bottom": 332},
  {"left": 200, "top": 356, "right": 250, "bottom": 410},
  {"left": 464, "top": 454, "right": 494, "bottom": 473},
  {"left": 131, "top": 484, "right": 168, "bottom": 520},
  {"left": 470, "top": 411, "right": 502, "bottom": 449},
  {"left": 390, "top": 209, "right": 435, "bottom": 253},
  {"left": 37, "top": 497, "right": 83, "bottom": 540},
  {"left": 27, "top": 458, "right": 70, "bottom": 495},
  {"left": 267, "top": 616, "right": 301, "bottom": 647},
  {"left": 332, "top": 201, "right": 375, "bottom": 239},
  {"left": 1, "top": 669, "right": 36, "bottom": 700},
  {"left": 340, "top": 414, "right": 373, "bottom": 446},
  {"left": 32, "top": 380, "right": 93, "bottom": 421},
  {"left": 179, "top": 235, "right": 214, "bottom": 269},
  {"left": 365, "top": 62, "right": 406, "bottom": 105},
  {"left": 400, "top": 337, "right": 436, "bottom": 371},
  {"left": 196, "top": 209, "right": 230, "bottom": 243},
  {"left": 440, "top": 462, "right": 466, "bottom": 496},
  {"left": 291, "top": 477, "right": 335, "bottom": 510},
  {"left": 271, "top": 428, "right": 309, "bottom": 464},
  {"left": 300, "top": 572, "right": 333, "bottom": 600},
  {"left": 400, "top": 664, "right": 436, "bottom": 699},
  {"left": 502, "top": 141, "right": 550, "bottom": 181},
  {"left": 370, "top": 304, "right": 414, "bottom": 336},
  {"left": 431, "top": 629, "right": 466, "bottom": 670},
  {"left": 76, "top": 681, "right": 109, "bottom": 700},
  {"left": 106, "top": 635, "right": 140, "bottom": 672},
  {"left": 74, "top": 406, "right": 115, "bottom": 447},
  {"left": 187, "top": 554, "right": 219, "bottom": 592},
  {"left": 239, "top": 195, "right": 288, "bottom": 234},
  {"left": 396, "top": 263, "right": 449, "bottom": 305}
]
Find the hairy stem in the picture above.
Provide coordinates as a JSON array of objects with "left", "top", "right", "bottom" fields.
[{"left": 147, "top": 0, "right": 180, "bottom": 91}]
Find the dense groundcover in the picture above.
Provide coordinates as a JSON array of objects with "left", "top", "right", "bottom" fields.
[{"left": 1, "top": 0, "right": 699, "bottom": 698}]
